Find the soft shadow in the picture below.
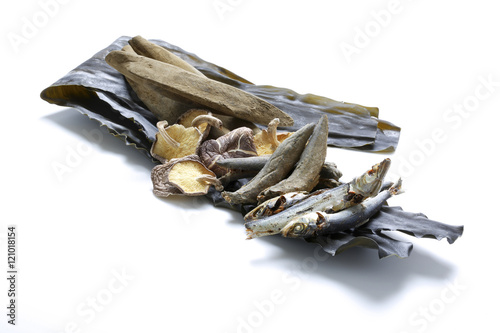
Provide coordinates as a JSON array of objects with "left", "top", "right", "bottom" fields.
[
  {"left": 251, "top": 234, "right": 456, "bottom": 303},
  {"left": 43, "top": 108, "right": 156, "bottom": 171}
]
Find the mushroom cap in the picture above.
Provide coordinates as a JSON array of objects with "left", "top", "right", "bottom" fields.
[
  {"left": 168, "top": 158, "right": 216, "bottom": 195},
  {"left": 151, "top": 155, "right": 220, "bottom": 197},
  {"left": 177, "top": 109, "right": 212, "bottom": 139},
  {"left": 198, "top": 127, "right": 258, "bottom": 177},
  {"left": 254, "top": 131, "right": 292, "bottom": 156},
  {"left": 151, "top": 124, "right": 202, "bottom": 163}
]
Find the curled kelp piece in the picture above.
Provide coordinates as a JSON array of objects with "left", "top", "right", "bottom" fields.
[
  {"left": 359, "top": 206, "right": 464, "bottom": 244},
  {"left": 151, "top": 155, "right": 222, "bottom": 197},
  {"left": 307, "top": 232, "right": 414, "bottom": 259},
  {"left": 222, "top": 123, "right": 315, "bottom": 205},
  {"left": 258, "top": 115, "right": 328, "bottom": 202},
  {"left": 105, "top": 50, "right": 294, "bottom": 127},
  {"left": 197, "top": 127, "right": 258, "bottom": 177}
]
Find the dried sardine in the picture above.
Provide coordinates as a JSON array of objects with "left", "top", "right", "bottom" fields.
[
  {"left": 244, "top": 192, "right": 310, "bottom": 221},
  {"left": 244, "top": 158, "right": 391, "bottom": 239},
  {"left": 281, "top": 179, "right": 403, "bottom": 238}
]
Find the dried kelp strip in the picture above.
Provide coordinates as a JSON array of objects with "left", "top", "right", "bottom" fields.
[
  {"left": 308, "top": 231, "right": 414, "bottom": 259},
  {"left": 306, "top": 205, "right": 464, "bottom": 258},
  {"left": 360, "top": 206, "right": 464, "bottom": 244},
  {"left": 41, "top": 36, "right": 400, "bottom": 155}
]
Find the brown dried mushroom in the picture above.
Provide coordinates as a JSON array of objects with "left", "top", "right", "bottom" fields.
[
  {"left": 177, "top": 109, "right": 222, "bottom": 140},
  {"left": 151, "top": 155, "right": 222, "bottom": 197},
  {"left": 197, "top": 127, "right": 258, "bottom": 177},
  {"left": 151, "top": 115, "right": 221, "bottom": 163},
  {"left": 253, "top": 118, "right": 293, "bottom": 156}
]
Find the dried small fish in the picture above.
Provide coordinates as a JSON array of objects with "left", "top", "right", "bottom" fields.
[
  {"left": 244, "top": 192, "right": 310, "bottom": 221},
  {"left": 222, "top": 123, "right": 315, "bottom": 205},
  {"left": 257, "top": 115, "right": 328, "bottom": 202},
  {"left": 244, "top": 158, "right": 391, "bottom": 239},
  {"left": 281, "top": 179, "right": 403, "bottom": 238}
]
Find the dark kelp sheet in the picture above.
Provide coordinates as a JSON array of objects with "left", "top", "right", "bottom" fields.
[
  {"left": 41, "top": 36, "right": 400, "bottom": 157},
  {"left": 40, "top": 36, "right": 463, "bottom": 258}
]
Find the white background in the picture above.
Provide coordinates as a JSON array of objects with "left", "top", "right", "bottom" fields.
[{"left": 1, "top": 0, "right": 498, "bottom": 332}]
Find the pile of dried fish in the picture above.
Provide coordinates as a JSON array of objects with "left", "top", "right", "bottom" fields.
[{"left": 40, "top": 36, "right": 464, "bottom": 259}]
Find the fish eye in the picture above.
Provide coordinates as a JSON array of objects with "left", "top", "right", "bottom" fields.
[{"left": 293, "top": 223, "right": 305, "bottom": 232}]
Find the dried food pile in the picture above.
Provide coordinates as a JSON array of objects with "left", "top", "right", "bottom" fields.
[{"left": 41, "top": 36, "right": 463, "bottom": 258}]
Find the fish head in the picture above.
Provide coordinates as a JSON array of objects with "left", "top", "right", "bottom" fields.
[
  {"left": 352, "top": 158, "right": 391, "bottom": 197},
  {"left": 281, "top": 213, "right": 320, "bottom": 238},
  {"left": 244, "top": 195, "right": 286, "bottom": 222}
]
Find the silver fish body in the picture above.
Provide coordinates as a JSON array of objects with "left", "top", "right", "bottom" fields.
[
  {"left": 244, "top": 191, "right": 310, "bottom": 221},
  {"left": 281, "top": 178, "right": 403, "bottom": 238},
  {"left": 244, "top": 158, "right": 392, "bottom": 239}
]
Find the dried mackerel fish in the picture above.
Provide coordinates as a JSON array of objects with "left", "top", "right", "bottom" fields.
[{"left": 105, "top": 50, "right": 294, "bottom": 127}]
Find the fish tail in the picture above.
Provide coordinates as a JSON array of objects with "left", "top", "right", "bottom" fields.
[{"left": 389, "top": 178, "right": 403, "bottom": 196}]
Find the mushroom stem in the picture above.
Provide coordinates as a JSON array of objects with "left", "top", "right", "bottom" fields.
[
  {"left": 157, "top": 121, "right": 180, "bottom": 148},
  {"left": 196, "top": 175, "right": 224, "bottom": 191},
  {"left": 191, "top": 114, "right": 224, "bottom": 129},
  {"left": 267, "top": 118, "right": 280, "bottom": 147}
]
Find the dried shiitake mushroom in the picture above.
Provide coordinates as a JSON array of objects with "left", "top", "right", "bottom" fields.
[
  {"left": 207, "top": 114, "right": 260, "bottom": 139},
  {"left": 177, "top": 109, "right": 222, "bottom": 140},
  {"left": 253, "top": 118, "right": 293, "bottom": 156},
  {"left": 198, "top": 127, "right": 258, "bottom": 177},
  {"left": 151, "top": 155, "right": 222, "bottom": 197},
  {"left": 151, "top": 116, "right": 222, "bottom": 163}
]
